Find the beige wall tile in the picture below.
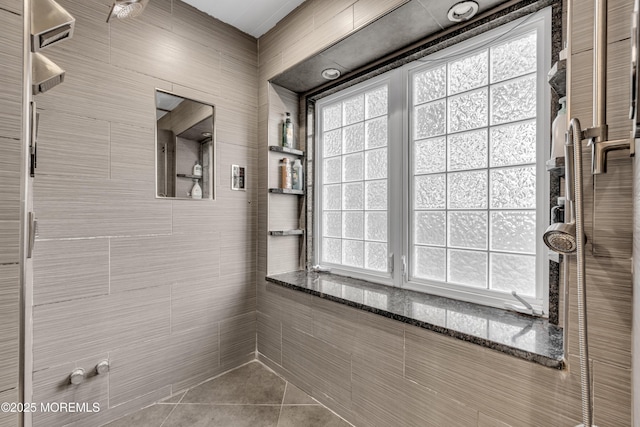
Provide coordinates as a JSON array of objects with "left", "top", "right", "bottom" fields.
[
  {"left": 478, "top": 412, "right": 513, "bottom": 427},
  {"left": 281, "top": 6, "right": 354, "bottom": 72},
  {"left": 109, "top": 336, "right": 172, "bottom": 407},
  {"left": 110, "top": 233, "right": 221, "bottom": 293},
  {"left": 36, "top": 110, "right": 110, "bottom": 178},
  {"left": 171, "top": 271, "right": 256, "bottom": 334},
  {"left": 0, "top": 9, "right": 22, "bottom": 141},
  {"left": 353, "top": 310, "right": 404, "bottom": 377},
  {"left": 593, "top": 360, "right": 632, "bottom": 426},
  {"left": 0, "top": 137, "right": 20, "bottom": 221},
  {"left": 268, "top": 236, "right": 301, "bottom": 274},
  {"left": 220, "top": 311, "right": 257, "bottom": 367},
  {"left": 54, "top": 0, "right": 110, "bottom": 63},
  {"left": 110, "top": 122, "right": 155, "bottom": 182},
  {"left": 313, "top": 0, "right": 357, "bottom": 28},
  {"left": 570, "top": 0, "right": 593, "bottom": 55},
  {"left": 257, "top": 310, "right": 281, "bottom": 365},
  {"left": 405, "top": 326, "right": 582, "bottom": 425},
  {"left": 282, "top": 325, "right": 351, "bottom": 409},
  {"left": 0, "top": 265, "right": 19, "bottom": 393},
  {"left": 33, "top": 238, "right": 109, "bottom": 305},
  {"left": 135, "top": 0, "right": 172, "bottom": 31},
  {"left": 608, "top": 0, "right": 634, "bottom": 44},
  {"left": 34, "top": 176, "right": 173, "bottom": 239},
  {"left": 32, "top": 285, "right": 171, "bottom": 370},
  {"left": 566, "top": 256, "right": 632, "bottom": 367},
  {"left": 169, "top": 324, "right": 222, "bottom": 392},
  {"left": 0, "top": 388, "right": 18, "bottom": 427},
  {"left": 0, "top": 0, "right": 21, "bottom": 14},
  {"left": 110, "top": 18, "right": 221, "bottom": 95},
  {"left": 312, "top": 297, "right": 358, "bottom": 353},
  {"left": 0, "top": 220, "right": 19, "bottom": 264}
]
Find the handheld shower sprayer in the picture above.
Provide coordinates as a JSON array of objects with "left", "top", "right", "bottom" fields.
[
  {"left": 543, "top": 118, "right": 594, "bottom": 427},
  {"left": 543, "top": 121, "right": 580, "bottom": 255}
]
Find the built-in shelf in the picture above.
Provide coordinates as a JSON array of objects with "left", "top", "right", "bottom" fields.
[
  {"left": 269, "top": 145, "right": 304, "bottom": 156},
  {"left": 269, "top": 188, "right": 304, "bottom": 195},
  {"left": 547, "top": 59, "right": 566, "bottom": 98},
  {"left": 269, "top": 229, "right": 305, "bottom": 236},
  {"left": 177, "top": 173, "right": 202, "bottom": 180},
  {"left": 545, "top": 157, "right": 565, "bottom": 175}
]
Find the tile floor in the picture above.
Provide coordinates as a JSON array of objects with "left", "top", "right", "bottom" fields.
[{"left": 104, "top": 361, "right": 353, "bottom": 427}]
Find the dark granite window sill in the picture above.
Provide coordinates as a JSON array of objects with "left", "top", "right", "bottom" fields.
[{"left": 265, "top": 271, "right": 565, "bottom": 369}]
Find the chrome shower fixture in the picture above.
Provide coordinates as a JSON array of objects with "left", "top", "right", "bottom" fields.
[
  {"left": 107, "top": 0, "right": 149, "bottom": 23},
  {"left": 543, "top": 222, "right": 577, "bottom": 254}
]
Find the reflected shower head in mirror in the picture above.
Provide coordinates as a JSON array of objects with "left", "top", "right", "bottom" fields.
[
  {"left": 543, "top": 222, "right": 577, "bottom": 254},
  {"left": 107, "top": 0, "right": 149, "bottom": 22}
]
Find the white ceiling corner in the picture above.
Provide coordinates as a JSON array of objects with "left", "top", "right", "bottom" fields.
[{"left": 181, "top": 0, "right": 307, "bottom": 38}]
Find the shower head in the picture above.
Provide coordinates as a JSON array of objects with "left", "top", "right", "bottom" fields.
[
  {"left": 107, "top": 0, "right": 149, "bottom": 23},
  {"left": 543, "top": 222, "right": 577, "bottom": 254}
]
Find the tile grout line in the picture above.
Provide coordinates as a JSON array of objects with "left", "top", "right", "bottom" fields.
[
  {"left": 276, "top": 381, "right": 287, "bottom": 427},
  {"left": 159, "top": 391, "right": 186, "bottom": 427}
]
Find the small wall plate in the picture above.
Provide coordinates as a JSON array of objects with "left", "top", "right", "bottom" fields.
[{"left": 231, "top": 164, "right": 246, "bottom": 191}]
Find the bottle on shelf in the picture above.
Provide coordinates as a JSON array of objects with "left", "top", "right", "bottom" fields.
[
  {"left": 191, "top": 179, "right": 202, "bottom": 199},
  {"left": 292, "top": 158, "right": 303, "bottom": 190},
  {"left": 192, "top": 160, "right": 202, "bottom": 177},
  {"left": 282, "top": 112, "right": 293, "bottom": 148},
  {"left": 280, "top": 158, "right": 292, "bottom": 189},
  {"left": 551, "top": 97, "right": 567, "bottom": 159}
]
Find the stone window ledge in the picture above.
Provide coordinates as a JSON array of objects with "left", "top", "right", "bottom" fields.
[{"left": 266, "top": 271, "right": 564, "bottom": 369}]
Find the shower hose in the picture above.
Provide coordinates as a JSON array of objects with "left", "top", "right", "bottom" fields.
[{"left": 568, "top": 118, "right": 593, "bottom": 427}]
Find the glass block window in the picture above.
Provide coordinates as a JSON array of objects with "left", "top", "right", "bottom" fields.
[
  {"left": 319, "top": 84, "right": 389, "bottom": 273},
  {"left": 315, "top": 12, "right": 549, "bottom": 312},
  {"left": 410, "top": 30, "right": 539, "bottom": 298}
]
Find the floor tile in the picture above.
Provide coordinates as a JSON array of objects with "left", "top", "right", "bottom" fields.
[
  {"left": 283, "top": 383, "right": 318, "bottom": 405},
  {"left": 277, "top": 405, "right": 352, "bottom": 427},
  {"left": 159, "top": 392, "right": 186, "bottom": 404},
  {"left": 102, "top": 404, "right": 175, "bottom": 427},
  {"left": 181, "top": 362, "right": 286, "bottom": 404},
  {"left": 162, "top": 404, "right": 280, "bottom": 427}
]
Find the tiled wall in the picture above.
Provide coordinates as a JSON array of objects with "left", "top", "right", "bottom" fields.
[
  {"left": 0, "top": 1, "right": 22, "bottom": 426},
  {"left": 257, "top": 0, "right": 633, "bottom": 425},
  {"left": 23, "top": 0, "right": 258, "bottom": 425}
]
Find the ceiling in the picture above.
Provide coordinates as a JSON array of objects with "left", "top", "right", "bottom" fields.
[{"left": 181, "top": 0, "right": 307, "bottom": 38}]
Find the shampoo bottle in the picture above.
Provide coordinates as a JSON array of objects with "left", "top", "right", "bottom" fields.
[
  {"left": 192, "top": 161, "right": 202, "bottom": 177},
  {"left": 280, "top": 158, "right": 292, "bottom": 189},
  {"left": 282, "top": 112, "right": 293, "bottom": 148},
  {"left": 551, "top": 97, "right": 567, "bottom": 159},
  {"left": 292, "top": 159, "right": 303, "bottom": 190},
  {"left": 191, "top": 180, "right": 202, "bottom": 199}
]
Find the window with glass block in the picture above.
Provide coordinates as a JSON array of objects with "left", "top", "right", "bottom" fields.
[
  {"left": 410, "top": 30, "right": 539, "bottom": 299},
  {"left": 315, "top": 13, "right": 548, "bottom": 311},
  {"left": 319, "top": 84, "right": 389, "bottom": 272}
]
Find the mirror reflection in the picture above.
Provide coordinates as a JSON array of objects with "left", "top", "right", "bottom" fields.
[{"left": 155, "top": 90, "right": 215, "bottom": 200}]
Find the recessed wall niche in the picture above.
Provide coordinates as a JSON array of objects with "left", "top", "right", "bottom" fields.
[{"left": 155, "top": 90, "right": 215, "bottom": 200}]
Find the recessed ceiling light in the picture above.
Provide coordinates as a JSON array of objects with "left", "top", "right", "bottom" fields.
[
  {"left": 201, "top": 132, "right": 212, "bottom": 138},
  {"left": 447, "top": 1, "right": 479, "bottom": 22},
  {"left": 321, "top": 68, "right": 341, "bottom": 80}
]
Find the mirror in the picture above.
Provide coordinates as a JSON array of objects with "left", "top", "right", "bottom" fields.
[{"left": 155, "top": 90, "right": 215, "bottom": 200}]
